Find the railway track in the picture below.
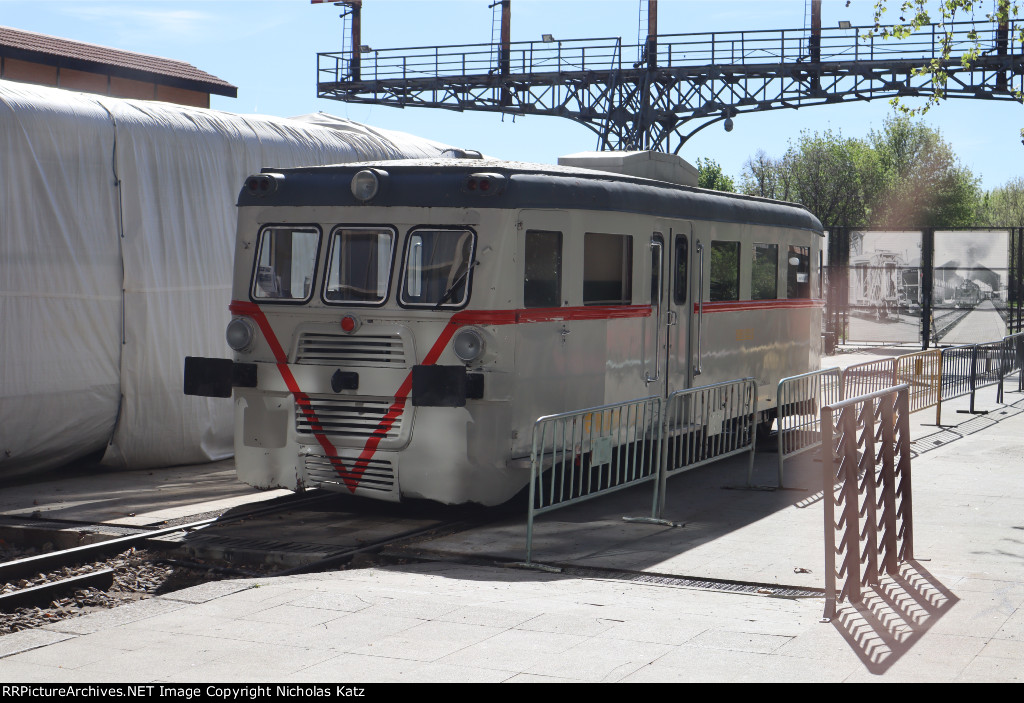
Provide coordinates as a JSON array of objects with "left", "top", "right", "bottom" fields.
[{"left": 0, "top": 489, "right": 508, "bottom": 632}]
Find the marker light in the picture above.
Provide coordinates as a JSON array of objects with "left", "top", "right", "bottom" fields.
[
  {"left": 350, "top": 169, "right": 384, "bottom": 201},
  {"left": 340, "top": 315, "right": 360, "bottom": 333},
  {"left": 244, "top": 175, "right": 277, "bottom": 197},
  {"left": 452, "top": 328, "right": 486, "bottom": 363},
  {"left": 462, "top": 173, "right": 506, "bottom": 196},
  {"left": 226, "top": 317, "right": 255, "bottom": 352}
]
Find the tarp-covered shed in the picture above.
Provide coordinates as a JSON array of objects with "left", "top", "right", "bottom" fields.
[{"left": 0, "top": 79, "right": 455, "bottom": 475}]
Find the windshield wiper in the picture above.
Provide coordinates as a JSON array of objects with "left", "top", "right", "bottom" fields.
[{"left": 433, "top": 260, "right": 479, "bottom": 310}]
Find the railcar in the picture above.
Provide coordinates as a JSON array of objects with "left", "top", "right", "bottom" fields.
[{"left": 185, "top": 153, "right": 823, "bottom": 505}]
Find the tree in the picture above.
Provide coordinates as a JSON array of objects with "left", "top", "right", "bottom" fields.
[
  {"left": 865, "top": 116, "right": 980, "bottom": 228},
  {"left": 737, "top": 117, "right": 981, "bottom": 229},
  {"left": 739, "top": 130, "right": 870, "bottom": 228},
  {"left": 695, "top": 157, "right": 735, "bottom": 192},
  {"left": 981, "top": 176, "right": 1024, "bottom": 226}
]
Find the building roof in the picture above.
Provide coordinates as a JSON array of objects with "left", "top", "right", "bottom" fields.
[{"left": 0, "top": 25, "right": 237, "bottom": 98}]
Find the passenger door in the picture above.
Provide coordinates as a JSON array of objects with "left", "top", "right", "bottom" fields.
[{"left": 667, "top": 224, "right": 693, "bottom": 394}]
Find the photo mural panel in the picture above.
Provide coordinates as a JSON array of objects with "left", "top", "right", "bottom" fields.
[
  {"left": 932, "top": 230, "right": 1009, "bottom": 344},
  {"left": 847, "top": 231, "right": 923, "bottom": 343}
]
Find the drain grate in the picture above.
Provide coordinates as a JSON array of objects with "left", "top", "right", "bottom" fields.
[{"left": 380, "top": 547, "right": 824, "bottom": 598}]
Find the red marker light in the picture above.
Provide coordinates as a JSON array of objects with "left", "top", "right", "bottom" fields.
[
  {"left": 340, "top": 316, "right": 357, "bottom": 332},
  {"left": 479, "top": 179, "right": 491, "bottom": 192}
]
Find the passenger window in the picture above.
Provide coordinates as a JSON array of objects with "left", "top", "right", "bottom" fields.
[
  {"left": 709, "top": 240, "right": 740, "bottom": 301},
  {"left": 323, "top": 227, "right": 395, "bottom": 305},
  {"left": 673, "top": 235, "right": 688, "bottom": 305},
  {"left": 787, "top": 245, "right": 811, "bottom": 299},
  {"left": 650, "top": 233, "right": 663, "bottom": 305},
  {"left": 401, "top": 228, "right": 475, "bottom": 308},
  {"left": 524, "top": 230, "right": 562, "bottom": 308},
  {"left": 752, "top": 243, "right": 778, "bottom": 300},
  {"left": 251, "top": 226, "right": 320, "bottom": 302},
  {"left": 583, "top": 233, "right": 633, "bottom": 305}
]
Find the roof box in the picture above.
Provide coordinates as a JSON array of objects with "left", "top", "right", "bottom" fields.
[{"left": 557, "top": 150, "right": 699, "bottom": 187}]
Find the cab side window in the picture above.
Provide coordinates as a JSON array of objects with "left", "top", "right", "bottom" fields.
[
  {"left": 583, "top": 233, "right": 633, "bottom": 305},
  {"left": 709, "top": 240, "right": 740, "bottom": 301},
  {"left": 752, "top": 243, "right": 778, "bottom": 300},
  {"left": 787, "top": 245, "right": 811, "bottom": 298},
  {"left": 524, "top": 230, "right": 562, "bottom": 308}
]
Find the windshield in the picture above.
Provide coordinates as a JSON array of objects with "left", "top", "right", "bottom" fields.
[
  {"left": 400, "top": 229, "right": 475, "bottom": 308},
  {"left": 323, "top": 227, "right": 395, "bottom": 305},
  {"left": 251, "top": 226, "right": 320, "bottom": 302}
]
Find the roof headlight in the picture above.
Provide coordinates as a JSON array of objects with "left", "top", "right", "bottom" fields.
[
  {"left": 350, "top": 169, "right": 385, "bottom": 201},
  {"left": 226, "top": 317, "right": 255, "bottom": 352}
]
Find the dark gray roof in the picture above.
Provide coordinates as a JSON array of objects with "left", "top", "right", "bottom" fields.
[{"left": 241, "top": 158, "right": 824, "bottom": 234}]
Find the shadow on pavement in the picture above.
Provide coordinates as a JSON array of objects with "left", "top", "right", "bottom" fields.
[{"left": 831, "top": 560, "right": 958, "bottom": 675}]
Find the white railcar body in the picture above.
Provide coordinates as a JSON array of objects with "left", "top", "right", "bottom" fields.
[{"left": 196, "top": 157, "right": 823, "bottom": 506}]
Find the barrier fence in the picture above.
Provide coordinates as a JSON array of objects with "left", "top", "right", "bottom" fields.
[
  {"left": 821, "top": 385, "right": 913, "bottom": 621},
  {"left": 657, "top": 379, "right": 758, "bottom": 517},
  {"left": 525, "top": 396, "right": 662, "bottom": 563},
  {"left": 524, "top": 333, "right": 1022, "bottom": 565},
  {"left": 775, "top": 368, "right": 843, "bottom": 488}
]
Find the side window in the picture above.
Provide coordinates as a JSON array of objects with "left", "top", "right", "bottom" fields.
[
  {"left": 524, "top": 230, "right": 562, "bottom": 308},
  {"left": 401, "top": 228, "right": 475, "bottom": 308},
  {"left": 323, "top": 227, "right": 395, "bottom": 305},
  {"left": 787, "top": 245, "right": 811, "bottom": 299},
  {"left": 751, "top": 243, "right": 778, "bottom": 300},
  {"left": 583, "top": 232, "right": 633, "bottom": 305},
  {"left": 251, "top": 226, "right": 320, "bottom": 302},
  {"left": 710, "top": 240, "right": 740, "bottom": 301},
  {"left": 673, "top": 235, "right": 688, "bottom": 305}
]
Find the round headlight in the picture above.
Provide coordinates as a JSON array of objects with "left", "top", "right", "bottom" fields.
[
  {"left": 452, "top": 328, "right": 485, "bottom": 363},
  {"left": 226, "top": 317, "right": 255, "bottom": 352},
  {"left": 350, "top": 169, "right": 382, "bottom": 201}
]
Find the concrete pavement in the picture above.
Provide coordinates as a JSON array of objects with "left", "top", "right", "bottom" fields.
[{"left": 1, "top": 350, "right": 1022, "bottom": 682}]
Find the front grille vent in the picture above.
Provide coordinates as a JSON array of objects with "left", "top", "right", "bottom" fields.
[
  {"left": 304, "top": 453, "right": 395, "bottom": 493},
  {"left": 295, "top": 396, "right": 403, "bottom": 441},
  {"left": 295, "top": 332, "right": 407, "bottom": 367}
]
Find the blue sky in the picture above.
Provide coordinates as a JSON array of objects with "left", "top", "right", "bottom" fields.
[{"left": 4, "top": 0, "right": 1024, "bottom": 189}]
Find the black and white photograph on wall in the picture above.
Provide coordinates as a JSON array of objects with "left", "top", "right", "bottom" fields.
[
  {"left": 932, "top": 230, "right": 1010, "bottom": 344},
  {"left": 847, "top": 231, "right": 923, "bottom": 343}
]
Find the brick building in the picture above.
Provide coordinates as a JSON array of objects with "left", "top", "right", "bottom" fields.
[{"left": 0, "top": 26, "right": 236, "bottom": 108}]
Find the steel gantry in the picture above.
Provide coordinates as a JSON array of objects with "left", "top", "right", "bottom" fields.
[{"left": 314, "top": 2, "right": 1024, "bottom": 152}]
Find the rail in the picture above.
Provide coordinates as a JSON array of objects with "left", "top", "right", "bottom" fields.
[
  {"left": 775, "top": 368, "right": 843, "bottom": 488},
  {"left": 821, "top": 384, "right": 913, "bottom": 622},
  {"left": 318, "top": 20, "right": 1022, "bottom": 85},
  {"left": 524, "top": 396, "right": 662, "bottom": 564}
]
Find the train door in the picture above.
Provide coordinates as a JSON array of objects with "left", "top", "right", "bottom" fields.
[{"left": 665, "top": 224, "right": 693, "bottom": 394}]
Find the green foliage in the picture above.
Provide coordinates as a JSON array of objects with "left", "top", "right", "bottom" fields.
[
  {"left": 738, "top": 116, "right": 980, "bottom": 228},
  {"left": 980, "top": 176, "right": 1024, "bottom": 226},
  {"left": 696, "top": 157, "right": 736, "bottom": 192}
]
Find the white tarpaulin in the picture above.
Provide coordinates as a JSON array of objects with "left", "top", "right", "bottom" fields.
[{"left": 0, "top": 80, "right": 456, "bottom": 476}]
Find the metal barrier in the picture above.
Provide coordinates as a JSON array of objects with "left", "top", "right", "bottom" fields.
[
  {"left": 524, "top": 396, "right": 662, "bottom": 563},
  {"left": 1005, "top": 332, "right": 1024, "bottom": 393},
  {"left": 893, "top": 349, "right": 942, "bottom": 413},
  {"left": 657, "top": 379, "right": 758, "bottom": 517},
  {"left": 821, "top": 385, "right": 913, "bottom": 622},
  {"left": 775, "top": 368, "right": 843, "bottom": 488},
  {"left": 842, "top": 357, "right": 894, "bottom": 399},
  {"left": 973, "top": 339, "right": 1009, "bottom": 407},
  {"left": 936, "top": 345, "right": 974, "bottom": 425}
]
